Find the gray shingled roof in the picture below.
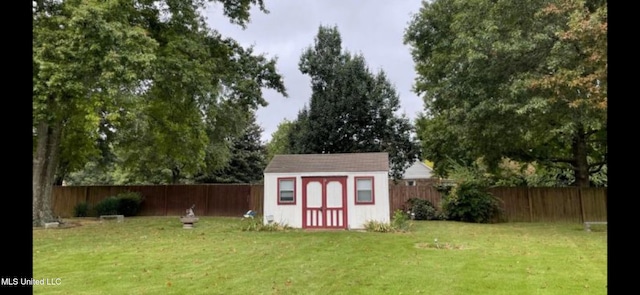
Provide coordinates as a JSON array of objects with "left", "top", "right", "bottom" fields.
[{"left": 264, "top": 152, "right": 389, "bottom": 173}]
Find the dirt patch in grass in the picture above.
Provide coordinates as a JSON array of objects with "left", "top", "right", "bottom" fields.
[
  {"left": 63, "top": 218, "right": 102, "bottom": 227},
  {"left": 415, "top": 242, "right": 466, "bottom": 250}
]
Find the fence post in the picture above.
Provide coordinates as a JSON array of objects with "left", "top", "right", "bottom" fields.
[
  {"left": 205, "top": 185, "right": 210, "bottom": 216},
  {"left": 578, "top": 187, "right": 586, "bottom": 223},
  {"left": 527, "top": 187, "right": 533, "bottom": 222},
  {"left": 604, "top": 189, "right": 607, "bottom": 216},
  {"left": 249, "top": 185, "right": 254, "bottom": 212},
  {"left": 164, "top": 185, "right": 168, "bottom": 216}
]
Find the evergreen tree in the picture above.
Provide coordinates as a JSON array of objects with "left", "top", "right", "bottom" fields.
[
  {"left": 197, "top": 112, "right": 267, "bottom": 184},
  {"left": 291, "top": 25, "right": 421, "bottom": 179}
]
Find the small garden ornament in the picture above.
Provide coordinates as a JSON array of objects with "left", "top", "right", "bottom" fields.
[{"left": 180, "top": 204, "right": 199, "bottom": 229}]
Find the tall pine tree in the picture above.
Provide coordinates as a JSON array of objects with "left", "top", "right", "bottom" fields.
[
  {"left": 291, "top": 25, "right": 421, "bottom": 179},
  {"left": 196, "top": 112, "right": 267, "bottom": 184}
]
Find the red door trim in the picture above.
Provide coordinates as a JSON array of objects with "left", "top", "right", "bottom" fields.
[{"left": 302, "top": 176, "right": 347, "bottom": 229}]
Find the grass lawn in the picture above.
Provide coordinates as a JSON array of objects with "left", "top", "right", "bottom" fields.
[{"left": 33, "top": 217, "right": 607, "bottom": 295}]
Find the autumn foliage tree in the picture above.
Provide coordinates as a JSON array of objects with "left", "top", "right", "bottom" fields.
[{"left": 404, "top": 0, "right": 606, "bottom": 187}]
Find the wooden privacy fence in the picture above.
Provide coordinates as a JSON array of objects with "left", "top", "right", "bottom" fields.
[
  {"left": 53, "top": 184, "right": 606, "bottom": 223},
  {"left": 52, "top": 184, "right": 264, "bottom": 218},
  {"left": 388, "top": 186, "right": 607, "bottom": 223},
  {"left": 488, "top": 187, "right": 607, "bottom": 223}
]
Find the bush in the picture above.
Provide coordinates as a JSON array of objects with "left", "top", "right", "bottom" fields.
[
  {"left": 116, "top": 191, "right": 144, "bottom": 216},
  {"left": 93, "top": 196, "right": 120, "bottom": 216},
  {"left": 240, "top": 216, "right": 292, "bottom": 231},
  {"left": 73, "top": 202, "right": 90, "bottom": 217},
  {"left": 434, "top": 210, "right": 449, "bottom": 221},
  {"left": 364, "top": 220, "right": 395, "bottom": 233},
  {"left": 441, "top": 182, "right": 503, "bottom": 223},
  {"left": 433, "top": 183, "right": 455, "bottom": 194},
  {"left": 92, "top": 191, "right": 144, "bottom": 217},
  {"left": 240, "top": 217, "right": 262, "bottom": 231},
  {"left": 365, "top": 210, "right": 412, "bottom": 233},
  {"left": 407, "top": 198, "right": 438, "bottom": 220},
  {"left": 391, "top": 209, "right": 411, "bottom": 232}
]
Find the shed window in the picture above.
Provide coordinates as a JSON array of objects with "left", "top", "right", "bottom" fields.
[
  {"left": 355, "top": 177, "right": 374, "bottom": 204},
  {"left": 278, "top": 178, "right": 296, "bottom": 204}
]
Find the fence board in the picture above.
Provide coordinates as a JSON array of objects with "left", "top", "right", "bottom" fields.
[
  {"left": 488, "top": 187, "right": 531, "bottom": 222},
  {"left": 205, "top": 184, "right": 251, "bottom": 217},
  {"left": 128, "top": 185, "right": 168, "bottom": 216},
  {"left": 580, "top": 188, "right": 608, "bottom": 222},
  {"left": 250, "top": 184, "right": 264, "bottom": 214},
  {"left": 528, "top": 187, "right": 582, "bottom": 222},
  {"left": 51, "top": 186, "right": 86, "bottom": 217},
  {"left": 389, "top": 185, "right": 443, "bottom": 217},
  {"left": 164, "top": 185, "right": 208, "bottom": 216}
]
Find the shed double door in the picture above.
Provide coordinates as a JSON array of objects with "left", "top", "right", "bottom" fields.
[{"left": 302, "top": 176, "right": 347, "bottom": 229}]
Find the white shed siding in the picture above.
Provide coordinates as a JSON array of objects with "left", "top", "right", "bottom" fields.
[
  {"left": 263, "top": 171, "right": 389, "bottom": 229},
  {"left": 347, "top": 171, "right": 390, "bottom": 229},
  {"left": 263, "top": 173, "right": 303, "bottom": 228}
]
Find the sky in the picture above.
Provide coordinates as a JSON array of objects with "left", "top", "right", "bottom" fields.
[{"left": 204, "top": 0, "right": 426, "bottom": 142}]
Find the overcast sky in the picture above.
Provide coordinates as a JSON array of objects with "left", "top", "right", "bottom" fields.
[{"left": 205, "top": 0, "right": 425, "bottom": 142}]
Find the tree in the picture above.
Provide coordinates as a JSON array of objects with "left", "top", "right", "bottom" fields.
[
  {"left": 196, "top": 112, "right": 267, "bottom": 183},
  {"left": 289, "top": 25, "right": 421, "bottom": 179},
  {"left": 64, "top": 161, "right": 118, "bottom": 185},
  {"left": 33, "top": 0, "right": 285, "bottom": 226},
  {"left": 414, "top": 113, "right": 476, "bottom": 178},
  {"left": 265, "top": 119, "right": 294, "bottom": 162},
  {"left": 288, "top": 107, "right": 312, "bottom": 154},
  {"left": 33, "top": 0, "right": 158, "bottom": 226},
  {"left": 404, "top": 0, "right": 606, "bottom": 187}
]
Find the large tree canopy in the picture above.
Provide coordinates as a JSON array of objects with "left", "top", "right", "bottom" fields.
[
  {"left": 195, "top": 111, "right": 267, "bottom": 184},
  {"left": 33, "top": 0, "right": 286, "bottom": 226},
  {"left": 290, "top": 25, "right": 422, "bottom": 179},
  {"left": 404, "top": 0, "right": 606, "bottom": 187}
]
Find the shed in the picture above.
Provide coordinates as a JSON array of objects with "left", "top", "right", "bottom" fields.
[{"left": 263, "top": 152, "right": 390, "bottom": 229}]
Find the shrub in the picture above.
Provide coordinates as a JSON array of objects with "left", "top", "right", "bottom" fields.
[
  {"left": 93, "top": 196, "right": 120, "bottom": 216},
  {"left": 73, "top": 202, "right": 90, "bottom": 217},
  {"left": 433, "top": 183, "right": 455, "bottom": 194},
  {"left": 240, "top": 216, "right": 292, "bottom": 231},
  {"left": 116, "top": 191, "right": 144, "bottom": 216},
  {"left": 363, "top": 220, "right": 395, "bottom": 233},
  {"left": 441, "top": 182, "right": 503, "bottom": 223},
  {"left": 391, "top": 209, "right": 411, "bottom": 232},
  {"left": 365, "top": 211, "right": 413, "bottom": 233},
  {"left": 406, "top": 198, "right": 438, "bottom": 220},
  {"left": 434, "top": 210, "right": 449, "bottom": 221},
  {"left": 240, "top": 217, "right": 262, "bottom": 231},
  {"left": 92, "top": 191, "right": 144, "bottom": 217}
]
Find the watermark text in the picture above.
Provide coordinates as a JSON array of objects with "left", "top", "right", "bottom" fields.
[{"left": 1, "top": 278, "right": 61, "bottom": 286}]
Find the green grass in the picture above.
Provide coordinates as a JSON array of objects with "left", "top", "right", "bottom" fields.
[{"left": 33, "top": 217, "right": 607, "bottom": 295}]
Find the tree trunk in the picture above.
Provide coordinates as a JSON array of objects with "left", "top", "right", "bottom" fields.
[
  {"left": 33, "top": 120, "right": 63, "bottom": 226},
  {"left": 572, "top": 125, "right": 591, "bottom": 188},
  {"left": 171, "top": 167, "right": 181, "bottom": 184}
]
